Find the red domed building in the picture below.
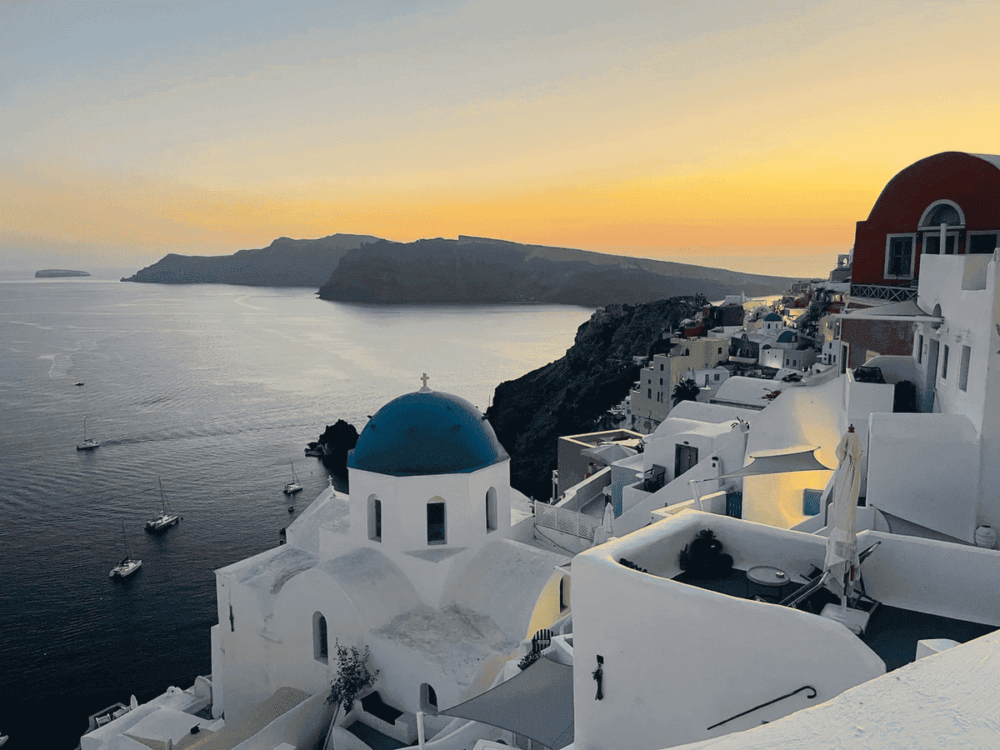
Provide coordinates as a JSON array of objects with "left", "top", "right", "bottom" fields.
[{"left": 839, "top": 152, "right": 1000, "bottom": 367}]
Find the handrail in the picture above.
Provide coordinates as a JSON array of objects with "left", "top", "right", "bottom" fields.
[
  {"left": 707, "top": 685, "right": 817, "bottom": 731},
  {"left": 859, "top": 540, "right": 881, "bottom": 564}
]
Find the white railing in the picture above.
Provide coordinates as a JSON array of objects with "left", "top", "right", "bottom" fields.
[{"left": 534, "top": 502, "right": 602, "bottom": 541}]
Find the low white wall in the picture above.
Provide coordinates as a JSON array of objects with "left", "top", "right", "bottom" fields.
[
  {"left": 856, "top": 531, "right": 1000, "bottom": 626},
  {"left": 232, "top": 691, "right": 333, "bottom": 750},
  {"left": 571, "top": 513, "right": 885, "bottom": 750}
]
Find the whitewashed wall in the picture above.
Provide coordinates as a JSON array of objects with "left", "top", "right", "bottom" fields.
[
  {"left": 571, "top": 513, "right": 885, "bottom": 750},
  {"left": 867, "top": 413, "right": 979, "bottom": 542}
]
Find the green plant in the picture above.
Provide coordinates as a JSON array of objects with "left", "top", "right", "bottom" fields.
[{"left": 322, "top": 641, "right": 379, "bottom": 750}]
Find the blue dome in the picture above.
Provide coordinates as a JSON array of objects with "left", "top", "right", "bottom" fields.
[
  {"left": 348, "top": 390, "right": 510, "bottom": 477},
  {"left": 777, "top": 330, "right": 797, "bottom": 343},
  {"left": 764, "top": 312, "right": 782, "bottom": 321}
]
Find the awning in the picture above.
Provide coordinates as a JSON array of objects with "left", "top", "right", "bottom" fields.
[
  {"left": 438, "top": 656, "right": 574, "bottom": 749},
  {"left": 717, "top": 446, "right": 832, "bottom": 480},
  {"left": 834, "top": 298, "right": 942, "bottom": 322}
]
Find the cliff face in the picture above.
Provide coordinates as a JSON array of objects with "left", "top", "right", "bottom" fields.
[
  {"left": 319, "top": 238, "right": 794, "bottom": 306},
  {"left": 486, "top": 296, "right": 706, "bottom": 499},
  {"left": 121, "top": 234, "right": 379, "bottom": 286}
]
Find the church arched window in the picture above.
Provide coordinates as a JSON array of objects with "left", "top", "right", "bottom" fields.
[
  {"left": 313, "top": 612, "right": 328, "bottom": 663},
  {"left": 420, "top": 683, "right": 438, "bottom": 713},
  {"left": 368, "top": 495, "right": 382, "bottom": 542},
  {"left": 427, "top": 499, "right": 446, "bottom": 545},
  {"left": 486, "top": 487, "right": 497, "bottom": 532},
  {"left": 560, "top": 576, "right": 570, "bottom": 611}
]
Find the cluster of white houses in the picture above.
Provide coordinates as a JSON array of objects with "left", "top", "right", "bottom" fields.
[{"left": 81, "top": 152, "right": 1000, "bottom": 750}]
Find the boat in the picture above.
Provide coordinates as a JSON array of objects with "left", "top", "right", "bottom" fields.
[
  {"left": 76, "top": 415, "right": 100, "bottom": 451},
  {"left": 283, "top": 461, "right": 303, "bottom": 495},
  {"left": 145, "top": 478, "right": 181, "bottom": 533},
  {"left": 109, "top": 523, "right": 141, "bottom": 579},
  {"left": 74, "top": 381, "right": 84, "bottom": 386}
]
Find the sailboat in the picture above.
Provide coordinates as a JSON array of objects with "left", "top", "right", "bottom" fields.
[
  {"left": 76, "top": 415, "right": 100, "bottom": 451},
  {"left": 145, "top": 478, "right": 181, "bottom": 533},
  {"left": 110, "top": 523, "right": 142, "bottom": 579},
  {"left": 283, "top": 461, "right": 303, "bottom": 495}
]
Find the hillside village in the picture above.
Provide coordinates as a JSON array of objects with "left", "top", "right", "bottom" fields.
[{"left": 78, "top": 151, "right": 1000, "bottom": 750}]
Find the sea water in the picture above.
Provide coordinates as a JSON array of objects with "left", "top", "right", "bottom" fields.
[{"left": 0, "top": 278, "right": 591, "bottom": 749}]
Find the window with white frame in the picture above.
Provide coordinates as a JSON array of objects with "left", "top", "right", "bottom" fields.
[
  {"left": 941, "top": 344, "right": 950, "bottom": 380},
  {"left": 922, "top": 231, "right": 959, "bottom": 255},
  {"left": 885, "top": 235, "right": 915, "bottom": 279}
]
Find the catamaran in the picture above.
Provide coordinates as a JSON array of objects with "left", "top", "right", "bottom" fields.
[
  {"left": 76, "top": 415, "right": 100, "bottom": 451},
  {"left": 109, "top": 523, "right": 141, "bottom": 579},
  {"left": 145, "top": 478, "right": 181, "bottom": 533}
]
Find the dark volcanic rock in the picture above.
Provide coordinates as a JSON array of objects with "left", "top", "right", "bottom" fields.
[
  {"left": 486, "top": 296, "right": 706, "bottom": 500},
  {"left": 121, "top": 234, "right": 379, "bottom": 287},
  {"left": 319, "top": 236, "right": 794, "bottom": 306},
  {"left": 308, "top": 419, "right": 360, "bottom": 481}
]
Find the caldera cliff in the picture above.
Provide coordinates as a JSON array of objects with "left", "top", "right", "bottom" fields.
[{"left": 486, "top": 295, "right": 706, "bottom": 500}]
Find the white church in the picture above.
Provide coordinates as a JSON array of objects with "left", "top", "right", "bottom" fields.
[{"left": 209, "top": 384, "right": 570, "bottom": 747}]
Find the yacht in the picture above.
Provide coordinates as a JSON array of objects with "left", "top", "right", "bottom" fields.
[
  {"left": 76, "top": 415, "right": 100, "bottom": 451},
  {"left": 145, "top": 478, "right": 181, "bottom": 533}
]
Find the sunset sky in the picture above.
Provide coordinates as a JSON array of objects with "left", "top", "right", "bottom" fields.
[{"left": 2, "top": 0, "right": 998, "bottom": 278}]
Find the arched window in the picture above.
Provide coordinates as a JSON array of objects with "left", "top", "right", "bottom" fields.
[
  {"left": 420, "top": 683, "right": 438, "bottom": 713},
  {"left": 918, "top": 200, "right": 965, "bottom": 229},
  {"left": 919, "top": 201, "right": 965, "bottom": 255},
  {"left": 368, "top": 495, "right": 382, "bottom": 542},
  {"left": 313, "top": 612, "right": 328, "bottom": 663},
  {"left": 427, "top": 499, "right": 446, "bottom": 545},
  {"left": 486, "top": 488, "right": 497, "bottom": 532}
]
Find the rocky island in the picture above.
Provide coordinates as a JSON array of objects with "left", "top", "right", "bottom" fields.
[
  {"left": 319, "top": 236, "right": 795, "bottom": 307},
  {"left": 35, "top": 269, "right": 90, "bottom": 278},
  {"left": 121, "top": 233, "right": 378, "bottom": 286},
  {"left": 486, "top": 295, "right": 706, "bottom": 499}
]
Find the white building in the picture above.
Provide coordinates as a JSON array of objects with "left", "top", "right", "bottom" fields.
[{"left": 630, "top": 338, "right": 731, "bottom": 431}]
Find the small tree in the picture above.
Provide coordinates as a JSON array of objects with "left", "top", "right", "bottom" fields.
[
  {"left": 672, "top": 378, "right": 701, "bottom": 406},
  {"left": 322, "top": 641, "right": 379, "bottom": 750}
]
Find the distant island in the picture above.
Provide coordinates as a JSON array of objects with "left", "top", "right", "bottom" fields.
[
  {"left": 122, "top": 232, "right": 798, "bottom": 306},
  {"left": 35, "top": 269, "right": 90, "bottom": 278},
  {"left": 121, "top": 234, "right": 378, "bottom": 286},
  {"left": 318, "top": 236, "right": 797, "bottom": 306}
]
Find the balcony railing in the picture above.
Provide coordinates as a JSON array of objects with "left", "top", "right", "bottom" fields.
[{"left": 849, "top": 283, "right": 917, "bottom": 302}]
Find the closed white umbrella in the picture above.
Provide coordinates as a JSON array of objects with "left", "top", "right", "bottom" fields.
[{"left": 824, "top": 425, "right": 863, "bottom": 602}]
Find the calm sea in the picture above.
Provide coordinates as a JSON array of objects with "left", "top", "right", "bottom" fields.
[{"left": 0, "top": 278, "right": 591, "bottom": 749}]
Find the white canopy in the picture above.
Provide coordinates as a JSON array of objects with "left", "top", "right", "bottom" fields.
[{"left": 717, "top": 447, "right": 831, "bottom": 480}]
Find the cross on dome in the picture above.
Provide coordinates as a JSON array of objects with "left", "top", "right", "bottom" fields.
[{"left": 420, "top": 373, "right": 431, "bottom": 392}]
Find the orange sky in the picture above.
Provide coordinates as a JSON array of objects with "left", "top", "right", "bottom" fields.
[{"left": 2, "top": 1, "right": 998, "bottom": 277}]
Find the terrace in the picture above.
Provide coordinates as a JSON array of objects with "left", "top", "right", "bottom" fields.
[{"left": 571, "top": 511, "right": 1000, "bottom": 748}]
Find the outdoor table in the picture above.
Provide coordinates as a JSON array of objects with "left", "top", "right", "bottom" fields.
[{"left": 746, "top": 565, "right": 790, "bottom": 602}]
